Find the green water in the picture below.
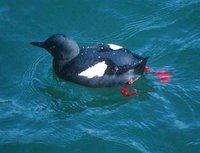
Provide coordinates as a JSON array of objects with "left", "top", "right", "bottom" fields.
[{"left": 0, "top": 0, "right": 200, "bottom": 153}]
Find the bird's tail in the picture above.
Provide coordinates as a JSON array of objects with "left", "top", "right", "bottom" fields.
[{"left": 134, "top": 56, "right": 149, "bottom": 75}]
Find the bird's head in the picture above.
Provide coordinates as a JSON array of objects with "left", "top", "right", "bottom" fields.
[{"left": 30, "top": 34, "right": 80, "bottom": 61}]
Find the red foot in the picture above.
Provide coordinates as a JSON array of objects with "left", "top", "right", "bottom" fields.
[
  {"left": 120, "top": 80, "right": 137, "bottom": 96},
  {"left": 154, "top": 71, "right": 171, "bottom": 83},
  {"left": 144, "top": 66, "right": 151, "bottom": 73},
  {"left": 145, "top": 66, "right": 172, "bottom": 83}
]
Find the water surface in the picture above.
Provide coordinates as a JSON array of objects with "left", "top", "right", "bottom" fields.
[{"left": 0, "top": 0, "right": 200, "bottom": 153}]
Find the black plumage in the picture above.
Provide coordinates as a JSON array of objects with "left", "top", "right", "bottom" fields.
[{"left": 31, "top": 34, "right": 148, "bottom": 88}]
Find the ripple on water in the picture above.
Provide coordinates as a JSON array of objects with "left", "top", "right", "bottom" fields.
[
  {"left": 18, "top": 51, "right": 137, "bottom": 122},
  {"left": 165, "top": 0, "right": 200, "bottom": 11},
  {"left": 1, "top": 1, "right": 200, "bottom": 152}
]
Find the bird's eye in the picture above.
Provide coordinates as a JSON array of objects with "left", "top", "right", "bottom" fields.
[{"left": 50, "top": 46, "right": 56, "bottom": 50}]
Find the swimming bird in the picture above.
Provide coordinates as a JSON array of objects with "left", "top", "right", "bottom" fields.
[{"left": 30, "top": 34, "right": 171, "bottom": 96}]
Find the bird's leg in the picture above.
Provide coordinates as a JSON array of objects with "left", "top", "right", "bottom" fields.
[
  {"left": 120, "top": 80, "right": 137, "bottom": 96},
  {"left": 144, "top": 65, "right": 151, "bottom": 73},
  {"left": 144, "top": 65, "right": 172, "bottom": 83}
]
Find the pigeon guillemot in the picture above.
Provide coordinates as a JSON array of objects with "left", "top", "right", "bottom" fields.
[{"left": 30, "top": 34, "right": 171, "bottom": 96}]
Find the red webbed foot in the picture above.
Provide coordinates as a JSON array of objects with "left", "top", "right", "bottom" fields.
[
  {"left": 144, "top": 66, "right": 172, "bottom": 83},
  {"left": 120, "top": 80, "right": 137, "bottom": 96}
]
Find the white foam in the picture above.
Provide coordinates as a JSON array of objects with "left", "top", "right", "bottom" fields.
[{"left": 78, "top": 61, "right": 107, "bottom": 78}]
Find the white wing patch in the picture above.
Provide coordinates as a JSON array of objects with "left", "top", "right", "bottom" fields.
[
  {"left": 78, "top": 61, "right": 108, "bottom": 78},
  {"left": 108, "top": 44, "right": 123, "bottom": 50}
]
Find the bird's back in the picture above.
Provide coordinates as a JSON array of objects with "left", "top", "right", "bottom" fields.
[{"left": 54, "top": 43, "right": 147, "bottom": 87}]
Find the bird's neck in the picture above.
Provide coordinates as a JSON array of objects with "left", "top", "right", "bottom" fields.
[
  {"left": 53, "top": 53, "right": 79, "bottom": 77},
  {"left": 52, "top": 49, "right": 79, "bottom": 77},
  {"left": 53, "top": 58, "right": 68, "bottom": 77}
]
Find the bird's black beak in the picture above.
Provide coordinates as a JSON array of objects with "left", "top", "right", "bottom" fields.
[{"left": 30, "top": 41, "right": 45, "bottom": 48}]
